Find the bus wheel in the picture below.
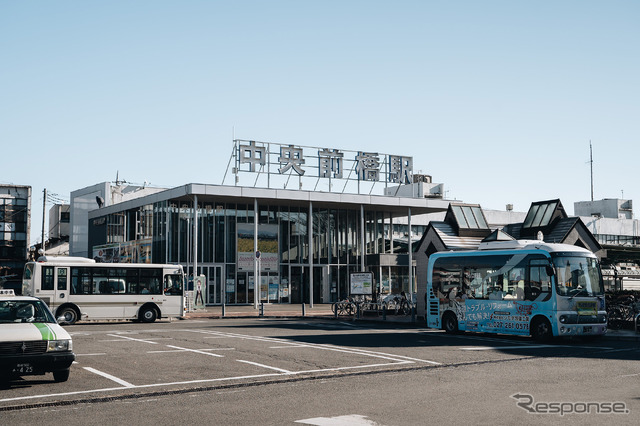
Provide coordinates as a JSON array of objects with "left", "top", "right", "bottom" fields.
[
  {"left": 531, "top": 317, "right": 552, "bottom": 342},
  {"left": 58, "top": 307, "right": 78, "bottom": 325},
  {"left": 53, "top": 369, "right": 70, "bottom": 382},
  {"left": 443, "top": 312, "right": 458, "bottom": 334},
  {"left": 139, "top": 306, "right": 157, "bottom": 323}
]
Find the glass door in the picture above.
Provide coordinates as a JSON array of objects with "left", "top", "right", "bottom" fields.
[{"left": 206, "top": 265, "right": 223, "bottom": 305}]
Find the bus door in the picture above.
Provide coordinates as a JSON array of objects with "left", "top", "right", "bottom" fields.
[
  {"left": 37, "top": 266, "right": 69, "bottom": 310},
  {"left": 163, "top": 271, "right": 186, "bottom": 312}
]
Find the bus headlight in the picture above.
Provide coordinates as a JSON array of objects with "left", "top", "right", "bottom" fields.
[
  {"left": 47, "top": 340, "right": 72, "bottom": 352},
  {"left": 559, "top": 315, "right": 567, "bottom": 324}
]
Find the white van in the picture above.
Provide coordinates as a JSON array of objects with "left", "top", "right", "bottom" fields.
[{"left": 0, "top": 289, "right": 75, "bottom": 382}]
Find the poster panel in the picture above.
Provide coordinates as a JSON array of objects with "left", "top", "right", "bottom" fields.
[{"left": 350, "top": 272, "right": 373, "bottom": 295}]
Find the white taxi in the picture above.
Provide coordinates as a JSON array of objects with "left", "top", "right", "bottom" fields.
[{"left": 0, "top": 289, "right": 75, "bottom": 382}]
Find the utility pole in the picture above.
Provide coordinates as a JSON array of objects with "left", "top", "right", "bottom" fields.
[
  {"left": 589, "top": 141, "right": 594, "bottom": 201},
  {"left": 41, "top": 188, "right": 46, "bottom": 255}
]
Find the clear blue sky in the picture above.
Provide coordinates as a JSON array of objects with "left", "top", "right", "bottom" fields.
[{"left": 2, "top": 1, "right": 639, "bottom": 246}]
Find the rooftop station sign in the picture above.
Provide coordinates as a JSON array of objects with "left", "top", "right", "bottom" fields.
[{"left": 227, "top": 139, "right": 414, "bottom": 194}]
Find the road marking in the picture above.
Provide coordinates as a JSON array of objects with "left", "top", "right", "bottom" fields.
[
  {"left": 106, "top": 334, "right": 158, "bottom": 344},
  {"left": 148, "top": 348, "right": 235, "bottom": 354},
  {"left": 0, "top": 359, "right": 415, "bottom": 404},
  {"left": 460, "top": 344, "right": 614, "bottom": 351},
  {"left": 83, "top": 367, "right": 135, "bottom": 388},
  {"left": 188, "top": 329, "right": 441, "bottom": 365},
  {"left": 237, "top": 360, "right": 292, "bottom": 374},
  {"left": 166, "top": 345, "right": 224, "bottom": 357},
  {"left": 460, "top": 345, "right": 555, "bottom": 351},
  {"left": 269, "top": 345, "right": 313, "bottom": 349},
  {"left": 296, "top": 414, "right": 382, "bottom": 425}
]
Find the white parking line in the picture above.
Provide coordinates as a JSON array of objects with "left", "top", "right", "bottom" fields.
[
  {"left": 460, "top": 345, "right": 555, "bottom": 351},
  {"left": 0, "top": 360, "right": 416, "bottom": 404},
  {"left": 165, "top": 345, "right": 225, "bottom": 357},
  {"left": 106, "top": 334, "right": 158, "bottom": 344},
  {"left": 188, "top": 329, "right": 441, "bottom": 365},
  {"left": 83, "top": 367, "right": 135, "bottom": 388},
  {"left": 296, "top": 414, "right": 380, "bottom": 425},
  {"left": 237, "top": 360, "right": 292, "bottom": 374},
  {"left": 269, "top": 345, "right": 313, "bottom": 349},
  {"left": 148, "top": 348, "right": 236, "bottom": 354},
  {"left": 460, "top": 344, "right": 614, "bottom": 351}
]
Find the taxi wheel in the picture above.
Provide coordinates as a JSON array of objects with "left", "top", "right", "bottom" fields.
[
  {"left": 59, "top": 307, "right": 78, "bottom": 325},
  {"left": 53, "top": 369, "right": 70, "bottom": 382}
]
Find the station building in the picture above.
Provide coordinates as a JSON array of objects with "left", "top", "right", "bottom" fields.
[{"left": 76, "top": 140, "right": 448, "bottom": 306}]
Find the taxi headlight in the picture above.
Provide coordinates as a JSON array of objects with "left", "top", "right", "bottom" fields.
[{"left": 47, "top": 339, "right": 72, "bottom": 352}]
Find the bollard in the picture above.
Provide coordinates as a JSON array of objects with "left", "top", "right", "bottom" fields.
[
  {"left": 302, "top": 303, "right": 306, "bottom": 317},
  {"left": 222, "top": 302, "right": 226, "bottom": 318},
  {"left": 260, "top": 302, "right": 264, "bottom": 317},
  {"left": 411, "top": 305, "right": 416, "bottom": 323},
  {"left": 382, "top": 304, "right": 387, "bottom": 321},
  {"left": 356, "top": 303, "right": 360, "bottom": 320},
  {"left": 334, "top": 303, "right": 338, "bottom": 319}
]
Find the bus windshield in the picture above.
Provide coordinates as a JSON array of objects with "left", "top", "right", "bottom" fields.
[{"left": 552, "top": 254, "right": 604, "bottom": 297}]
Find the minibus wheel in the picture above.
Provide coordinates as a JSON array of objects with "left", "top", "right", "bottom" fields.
[
  {"left": 443, "top": 312, "right": 458, "bottom": 334},
  {"left": 531, "top": 317, "right": 552, "bottom": 342}
]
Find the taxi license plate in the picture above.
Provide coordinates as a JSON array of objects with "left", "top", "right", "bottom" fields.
[
  {"left": 12, "top": 363, "right": 34, "bottom": 374},
  {"left": 583, "top": 326, "right": 592, "bottom": 333}
]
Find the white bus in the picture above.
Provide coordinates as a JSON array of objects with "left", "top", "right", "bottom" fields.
[
  {"left": 22, "top": 256, "right": 185, "bottom": 324},
  {"left": 426, "top": 240, "right": 607, "bottom": 340}
]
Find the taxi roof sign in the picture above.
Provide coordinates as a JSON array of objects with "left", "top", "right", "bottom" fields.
[{"left": 0, "top": 289, "right": 16, "bottom": 296}]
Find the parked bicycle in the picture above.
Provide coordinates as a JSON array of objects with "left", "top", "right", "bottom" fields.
[
  {"left": 331, "top": 297, "right": 356, "bottom": 316},
  {"left": 381, "top": 292, "right": 413, "bottom": 316},
  {"left": 607, "top": 294, "right": 640, "bottom": 330}
]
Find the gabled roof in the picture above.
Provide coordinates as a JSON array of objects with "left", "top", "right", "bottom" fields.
[
  {"left": 444, "top": 203, "right": 491, "bottom": 238},
  {"left": 521, "top": 199, "right": 567, "bottom": 238},
  {"left": 430, "top": 222, "right": 485, "bottom": 250},
  {"left": 482, "top": 229, "right": 515, "bottom": 243},
  {"left": 544, "top": 217, "right": 581, "bottom": 243}
]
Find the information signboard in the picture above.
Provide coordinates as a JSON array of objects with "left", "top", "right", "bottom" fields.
[{"left": 350, "top": 272, "right": 374, "bottom": 295}]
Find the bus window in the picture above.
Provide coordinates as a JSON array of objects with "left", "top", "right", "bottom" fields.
[
  {"left": 528, "top": 258, "right": 552, "bottom": 301},
  {"left": 42, "top": 266, "right": 55, "bottom": 291},
  {"left": 126, "top": 269, "right": 139, "bottom": 294},
  {"left": 432, "top": 258, "right": 462, "bottom": 302},
  {"left": 24, "top": 263, "right": 34, "bottom": 280},
  {"left": 164, "top": 274, "right": 184, "bottom": 295},
  {"left": 71, "top": 267, "right": 92, "bottom": 295},
  {"left": 57, "top": 268, "right": 68, "bottom": 291},
  {"left": 140, "top": 269, "right": 162, "bottom": 294}
]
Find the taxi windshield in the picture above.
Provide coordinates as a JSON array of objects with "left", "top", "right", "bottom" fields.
[{"left": 0, "top": 300, "right": 56, "bottom": 324}]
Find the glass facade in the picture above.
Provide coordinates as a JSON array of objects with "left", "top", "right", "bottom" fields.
[{"left": 89, "top": 197, "right": 419, "bottom": 305}]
